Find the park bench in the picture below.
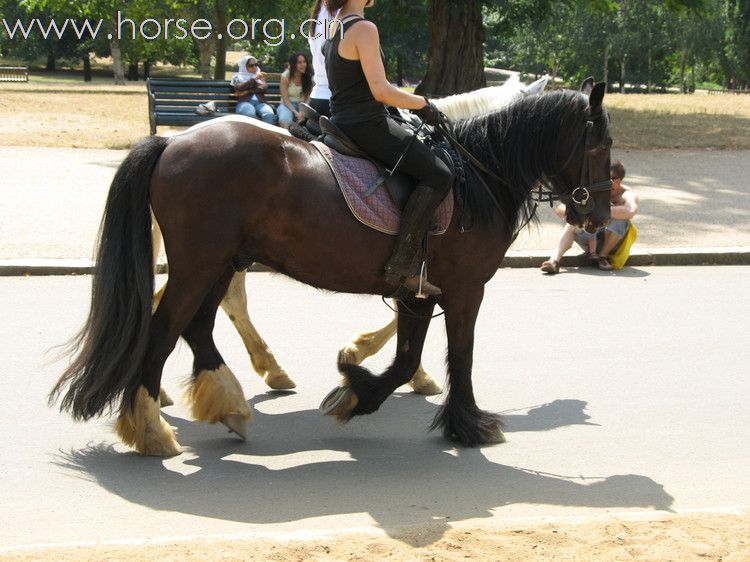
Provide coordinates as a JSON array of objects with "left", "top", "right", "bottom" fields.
[
  {"left": 0, "top": 66, "right": 29, "bottom": 82},
  {"left": 147, "top": 73, "right": 282, "bottom": 135}
]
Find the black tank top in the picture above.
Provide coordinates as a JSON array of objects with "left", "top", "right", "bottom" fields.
[{"left": 322, "top": 16, "right": 388, "bottom": 125}]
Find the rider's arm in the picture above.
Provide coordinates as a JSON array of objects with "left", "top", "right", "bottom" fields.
[
  {"left": 350, "top": 21, "right": 428, "bottom": 111},
  {"left": 611, "top": 190, "right": 639, "bottom": 220}
]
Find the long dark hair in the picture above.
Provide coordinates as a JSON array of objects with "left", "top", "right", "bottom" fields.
[
  {"left": 311, "top": 0, "right": 324, "bottom": 18},
  {"left": 323, "top": 0, "right": 347, "bottom": 11},
  {"left": 288, "top": 52, "right": 313, "bottom": 98}
]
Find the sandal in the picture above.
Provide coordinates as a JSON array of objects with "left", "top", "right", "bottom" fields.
[
  {"left": 540, "top": 259, "right": 560, "bottom": 274},
  {"left": 597, "top": 256, "right": 613, "bottom": 271}
]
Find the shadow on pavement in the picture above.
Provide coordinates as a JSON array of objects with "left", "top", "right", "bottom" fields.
[{"left": 53, "top": 394, "right": 673, "bottom": 547}]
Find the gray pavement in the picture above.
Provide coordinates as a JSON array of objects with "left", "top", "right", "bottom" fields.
[
  {"left": 1, "top": 268, "right": 748, "bottom": 550},
  {"left": 1, "top": 146, "right": 749, "bottom": 273}
]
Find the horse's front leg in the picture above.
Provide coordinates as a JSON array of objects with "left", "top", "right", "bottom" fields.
[
  {"left": 323, "top": 299, "right": 435, "bottom": 420},
  {"left": 338, "top": 307, "right": 442, "bottom": 396},
  {"left": 220, "top": 270, "right": 295, "bottom": 390},
  {"left": 432, "top": 285, "right": 505, "bottom": 446}
]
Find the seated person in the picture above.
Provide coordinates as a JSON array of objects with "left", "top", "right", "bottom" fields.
[
  {"left": 231, "top": 55, "right": 276, "bottom": 125},
  {"left": 541, "top": 160, "right": 639, "bottom": 273},
  {"left": 278, "top": 52, "right": 313, "bottom": 128}
]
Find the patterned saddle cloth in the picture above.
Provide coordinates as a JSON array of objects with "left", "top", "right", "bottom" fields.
[{"left": 311, "top": 141, "right": 453, "bottom": 235}]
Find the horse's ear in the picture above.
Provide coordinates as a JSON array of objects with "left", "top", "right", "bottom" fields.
[
  {"left": 589, "top": 82, "right": 606, "bottom": 111},
  {"left": 580, "top": 77, "right": 594, "bottom": 96}
]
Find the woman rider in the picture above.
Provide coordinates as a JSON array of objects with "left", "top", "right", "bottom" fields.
[{"left": 322, "top": 0, "right": 451, "bottom": 297}]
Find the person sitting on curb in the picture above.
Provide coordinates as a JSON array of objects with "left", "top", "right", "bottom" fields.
[{"left": 541, "top": 160, "right": 639, "bottom": 274}]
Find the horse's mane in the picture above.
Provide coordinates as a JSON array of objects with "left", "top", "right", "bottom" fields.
[
  {"left": 434, "top": 74, "right": 549, "bottom": 122},
  {"left": 452, "top": 89, "right": 589, "bottom": 233},
  {"left": 434, "top": 75, "right": 525, "bottom": 122}
]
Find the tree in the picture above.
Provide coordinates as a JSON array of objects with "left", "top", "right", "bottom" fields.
[{"left": 416, "top": 0, "right": 485, "bottom": 95}]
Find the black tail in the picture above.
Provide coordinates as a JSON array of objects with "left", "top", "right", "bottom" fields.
[{"left": 50, "top": 136, "right": 169, "bottom": 419}]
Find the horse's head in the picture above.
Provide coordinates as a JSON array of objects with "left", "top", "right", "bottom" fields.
[{"left": 560, "top": 78, "right": 613, "bottom": 233}]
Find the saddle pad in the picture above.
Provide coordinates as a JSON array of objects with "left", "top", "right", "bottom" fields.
[{"left": 311, "top": 141, "right": 453, "bottom": 235}]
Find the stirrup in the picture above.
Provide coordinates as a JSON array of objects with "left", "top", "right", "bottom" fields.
[{"left": 403, "top": 274, "right": 442, "bottom": 299}]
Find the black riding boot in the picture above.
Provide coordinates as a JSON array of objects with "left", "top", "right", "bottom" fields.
[{"left": 384, "top": 185, "right": 445, "bottom": 298}]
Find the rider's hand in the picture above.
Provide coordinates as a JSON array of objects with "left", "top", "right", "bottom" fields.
[{"left": 414, "top": 98, "right": 443, "bottom": 126}]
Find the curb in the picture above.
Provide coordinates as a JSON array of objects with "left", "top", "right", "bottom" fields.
[{"left": 1, "top": 248, "right": 749, "bottom": 277}]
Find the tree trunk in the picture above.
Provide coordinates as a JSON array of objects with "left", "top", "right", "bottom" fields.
[
  {"left": 127, "top": 62, "right": 139, "bottom": 81},
  {"left": 415, "top": 0, "right": 485, "bottom": 96},
  {"left": 397, "top": 55, "right": 404, "bottom": 86},
  {"left": 679, "top": 47, "right": 686, "bottom": 93},
  {"left": 213, "top": 0, "right": 228, "bottom": 79},
  {"left": 620, "top": 54, "right": 626, "bottom": 93},
  {"left": 83, "top": 54, "right": 92, "bottom": 82},
  {"left": 109, "top": 38, "right": 125, "bottom": 85},
  {"left": 45, "top": 49, "right": 56, "bottom": 72},
  {"left": 143, "top": 61, "right": 151, "bottom": 80},
  {"left": 647, "top": 31, "right": 652, "bottom": 93},
  {"left": 197, "top": 39, "right": 214, "bottom": 79},
  {"left": 603, "top": 43, "right": 610, "bottom": 88}
]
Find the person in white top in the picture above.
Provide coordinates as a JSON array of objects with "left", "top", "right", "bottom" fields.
[
  {"left": 278, "top": 52, "right": 313, "bottom": 127},
  {"left": 307, "top": 0, "right": 338, "bottom": 116}
]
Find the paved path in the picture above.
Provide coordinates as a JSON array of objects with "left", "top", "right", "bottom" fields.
[
  {"left": 1, "top": 147, "right": 749, "bottom": 260},
  {"left": 1, "top": 268, "right": 748, "bottom": 551}
]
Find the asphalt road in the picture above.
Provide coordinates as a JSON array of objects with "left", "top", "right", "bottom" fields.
[{"left": 1, "top": 267, "right": 749, "bottom": 552}]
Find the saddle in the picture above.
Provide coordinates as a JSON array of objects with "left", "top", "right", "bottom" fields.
[{"left": 296, "top": 103, "right": 455, "bottom": 210}]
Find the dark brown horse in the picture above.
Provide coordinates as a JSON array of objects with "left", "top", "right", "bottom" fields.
[{"left": 51, "top": 79, "right": 612, "bottom": 456}]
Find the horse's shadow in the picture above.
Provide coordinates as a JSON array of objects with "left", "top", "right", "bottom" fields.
[{"left": 54, "top": 394, "right": 673, "bottom": 546}]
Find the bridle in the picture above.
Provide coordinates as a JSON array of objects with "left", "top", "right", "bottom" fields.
[
  {"left": 436, "top": 108, "right": 612, "bottom": 236},
  {"left": 533, "top": 111, "right": 613, "bottom": 217}
]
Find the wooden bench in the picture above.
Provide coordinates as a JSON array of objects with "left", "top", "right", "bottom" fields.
[
  {"left": 147, "top": 74, "right": 281, "bottom": 135},
  {"left": 0, "top": 66, "right": 29, "bottom": 82}
]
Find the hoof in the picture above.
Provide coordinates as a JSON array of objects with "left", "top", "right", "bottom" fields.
[
  {"left": 320, "top": 385, "right": 359, "bottom": 421},
  {"left": 187, "top": 366, "right": 253, "bottom": 433},
  {"left": 158, "top": 387, "right": 174, "bottom": 407},
  {"left": 221, "top": 413, "right": 248, "bottom": 440},
  {"left": 116, "top": 386, "right": 182, "bottom": 457},
  {"left": 408, "top": 368, "right": 442, "bottom": 396},
  {"left": 264, "top": 370, "right": 296, "bottom": 390},
  {"left": 337, "top": 346, "right": 361, "bottom": 366},
  {"left": 486, "top": 426, "right": 506, "bottom": 444}
]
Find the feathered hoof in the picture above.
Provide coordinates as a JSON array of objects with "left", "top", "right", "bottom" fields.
[
  {"left": 221, "top": 413, "right": 248, "bottom": 440},
  {"left": 408, "top": 368, "right": 442, "bottom": 396},
  {"left": 319, "top": 385, "right": 359, "bottom": 422},
  {"left": 264, "top": 370, "right": 296, "bottom": 390},
  {"left": 337, "top": 345, "right": 363, "bottom": 366},
  {"left": 116, "top": 386, "right": 182, "bottom": 457},
  {"left": 486, "top": 426, "right": 506, "bottom": 444},
  {"left": 187, "top": 366, "right": 252, "bottom": 439},
  {"left": 158, "top": 387, "right": 174, "bottom": 407}
]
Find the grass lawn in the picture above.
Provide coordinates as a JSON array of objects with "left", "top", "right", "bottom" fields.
[{"left": 2, "top": 67, "right": 750, "bottom": 149}]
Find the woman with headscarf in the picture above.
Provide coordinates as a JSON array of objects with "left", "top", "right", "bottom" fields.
[{"left": 231, "top": 55, "right": 276, "bottom": 125}]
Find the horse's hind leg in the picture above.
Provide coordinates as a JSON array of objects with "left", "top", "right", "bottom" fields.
[
  {"left": 183, "top": 267, "right": 252, "bottom": 440},
  {"left": 325, "top": 299, "right": 435, "bottom": 420},
  {"left": 220, "top": 270, "right": 295, "bottom": 390},
  {"left": 338, "top": 309, "right": 442, "bottom": 396},
  {"left": 115, "top": 265, "right": 228, "bottom": 456},
  {"left": 151, "top": 218, "right": 175, "bottom": 407}
]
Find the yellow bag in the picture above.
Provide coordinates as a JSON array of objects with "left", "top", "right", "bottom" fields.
[{"left": 610, "top": 222, "right": 638, "bottom": 270}]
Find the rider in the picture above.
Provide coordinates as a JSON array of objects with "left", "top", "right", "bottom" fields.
[{"left": 322, "top": 0, "right": 451, "bottom": 297}]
